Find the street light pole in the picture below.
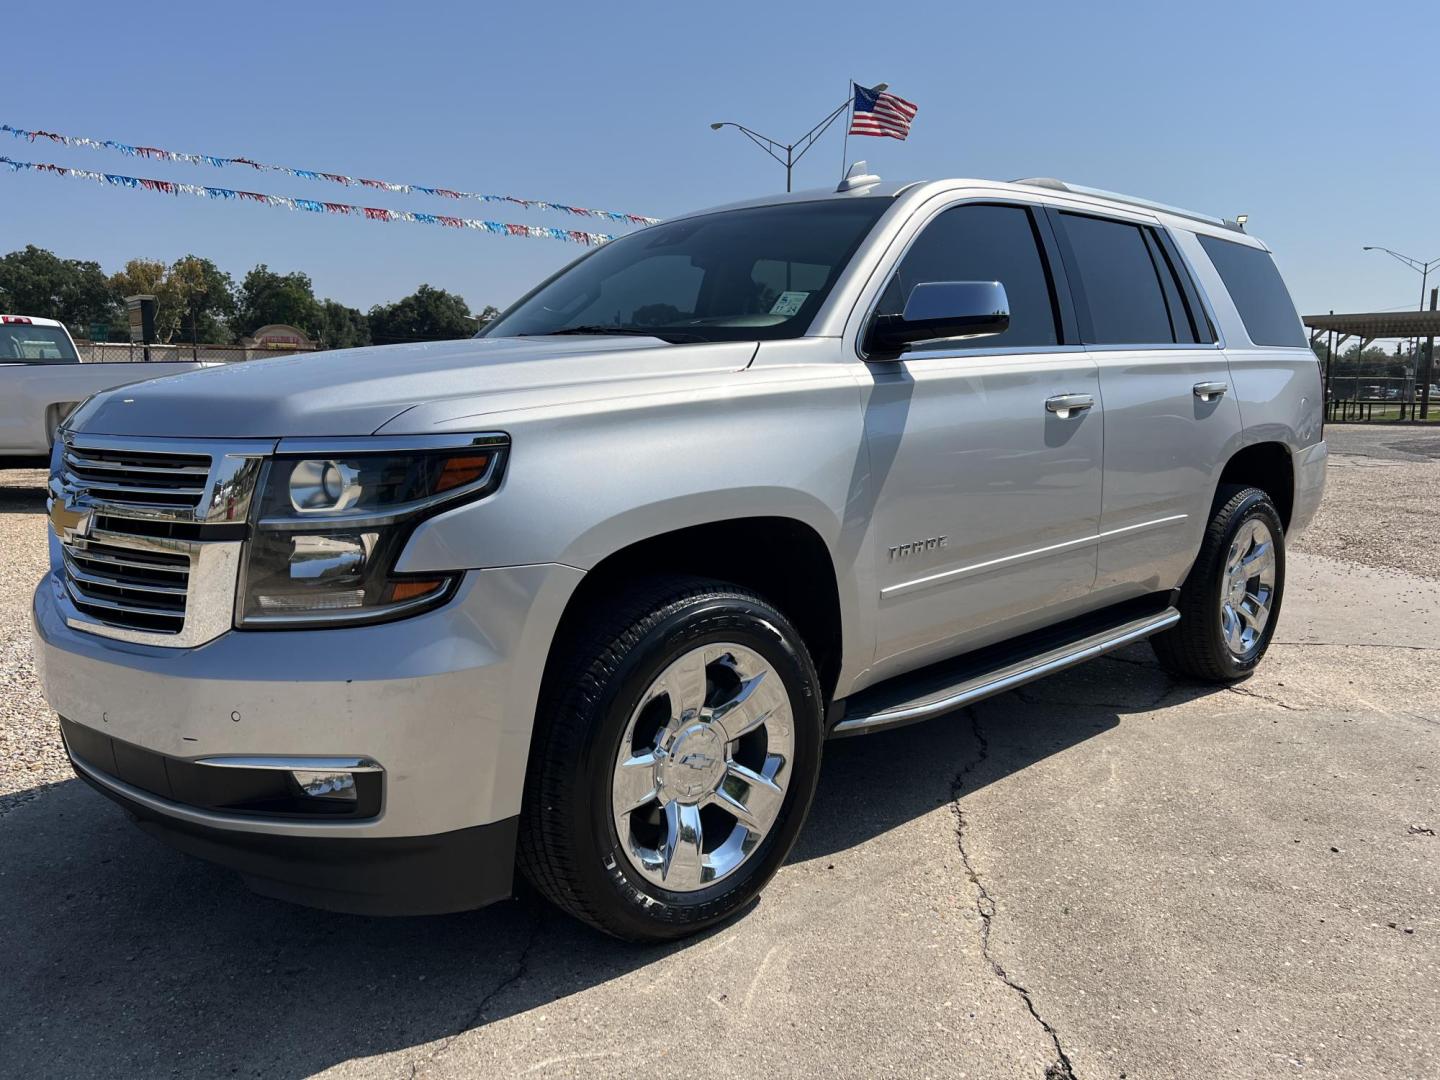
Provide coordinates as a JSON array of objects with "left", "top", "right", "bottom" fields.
[
  {"left": 1363, "top": 245, "right": 1440, "bottom": 311},
  {"left": 710, "top": 84, "right": 885, "bottom": 193},
  {"left": 1363, "top": 246, "right": 1440, "bottom": 417}
]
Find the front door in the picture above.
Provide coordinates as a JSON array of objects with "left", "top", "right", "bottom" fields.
[{"left": 859, "top": 201, "right": 1104, "bottom": 679}]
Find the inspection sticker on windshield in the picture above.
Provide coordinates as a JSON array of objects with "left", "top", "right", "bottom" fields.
[{"left": 770, "top": 291, "right": 809, "bottom": 317}]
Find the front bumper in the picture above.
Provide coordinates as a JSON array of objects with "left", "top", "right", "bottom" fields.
[
  {"left": 33, "top": 562, "right": 583, "bottom": 913},
  {"left": 67, "top": 742, "right": 518, "bottom": 915}
]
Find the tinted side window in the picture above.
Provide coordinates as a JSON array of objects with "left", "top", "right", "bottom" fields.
[
  {"left": 1197, "top": 235, "right": 1307, "bottom": 348},
  {"left": 877, "top": 204, "right": 1058, "bottom": 350},
  {"left": 1143, "top": 230, "right": 1193, "bottom": 343},
  {"left": 1058, "top": 213, "right": 1175, "bottom": 345},
  {"left": 1153, "top": 229, "right": 1216, "bottom": 344}
]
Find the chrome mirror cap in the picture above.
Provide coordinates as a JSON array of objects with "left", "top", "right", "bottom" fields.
[{"left": 867, "top": 280, "right": 1011, "bottom": 356}]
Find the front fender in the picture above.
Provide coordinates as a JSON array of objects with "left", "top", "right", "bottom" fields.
[
  {"left": 392, "top": 365, "right": 876, "bottom": 688},
  {"left": 393, "top": 367, "right": 868, "bottom": 575}
]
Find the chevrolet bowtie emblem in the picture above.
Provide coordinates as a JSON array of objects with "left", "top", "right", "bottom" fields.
[{"left": 49, "top": 499, "right": 93, "bottom": 543}]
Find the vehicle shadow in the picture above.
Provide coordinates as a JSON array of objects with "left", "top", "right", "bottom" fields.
[
  {"left": 0, "top": 646, "right": 1216, "bottom": 1076},
  {"left": 0, "top": 476, "right": 47, "bottom": 515}
]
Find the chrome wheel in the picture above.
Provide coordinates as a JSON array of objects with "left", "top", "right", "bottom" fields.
[
  {"left": 1220, "top": 518, "right": 1276, "bottom": 658},
  {"left": 611, "top": 643, "right": 794, "bottom": 893}
]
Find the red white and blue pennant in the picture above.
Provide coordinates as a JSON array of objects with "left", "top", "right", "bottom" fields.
[
  {"left": 0, "top": 156, "right": 616, "bottom": 246},
  {"left": 1, "top": 122, "right": 658, "bottom": 226}
]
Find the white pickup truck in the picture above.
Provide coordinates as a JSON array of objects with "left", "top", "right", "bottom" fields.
[{"left": 0, "top": 315, "right": 212, "bottom": 467}]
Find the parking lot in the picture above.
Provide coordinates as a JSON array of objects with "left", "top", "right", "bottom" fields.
[{"left": 1, "top": 424, "right": 1436, "bottom": 1080}]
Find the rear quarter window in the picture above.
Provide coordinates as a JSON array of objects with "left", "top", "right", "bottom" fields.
[{"left": 1197, "top": 235, "right": 1307, "bottom": 348}]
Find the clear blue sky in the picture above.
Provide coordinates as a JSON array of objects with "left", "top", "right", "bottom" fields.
[{"left": 4, "top": 0, "right": 1437, "bottom": 320}]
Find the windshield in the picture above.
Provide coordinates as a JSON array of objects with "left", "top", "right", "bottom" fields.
[
  {"left": 482, "top": 200, "right": 892, "bottom": 344},
  {"left": 0, "top": 324, "right": 79, "bottom": 364}
]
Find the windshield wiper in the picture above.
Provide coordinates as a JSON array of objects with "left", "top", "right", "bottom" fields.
[{"left": 519, "top": 325, "right": 704, "bottom": 343}]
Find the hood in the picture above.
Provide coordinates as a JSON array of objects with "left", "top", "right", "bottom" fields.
[{"left": 72, "top": 335, "right": 755, "bottom": 439}]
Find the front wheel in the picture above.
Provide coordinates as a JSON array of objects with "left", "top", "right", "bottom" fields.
[
  {"left": 518, "top": 576, "right": 824, "bottom": 941},
  {"left": 1151, "top": 485, "right": 1285, "bottom": 682}
]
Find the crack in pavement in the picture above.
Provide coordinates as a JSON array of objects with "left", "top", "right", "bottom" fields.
[
  {"left": 950, "top": 706, "right": 1078, "bottom": 1080},
  {"left": 1272, "top": 641, "right": 1440, "bottom": 652},
  {"left": 407, "top": 908, "right": 543, "bottom": 1079},
  {"left": 1095, "top": 651, "right": 1158, "bottom": 669},
  {"left": 1226, "top": 684, "right": 1300, "bottom": 711}
]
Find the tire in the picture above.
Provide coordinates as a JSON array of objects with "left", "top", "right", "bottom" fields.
[
  {"left": 517, "top": 575, "right": 824, "bottom": 942},
  {"left": 1151, "top": 485, "right": 1286, "bottom": 683}
]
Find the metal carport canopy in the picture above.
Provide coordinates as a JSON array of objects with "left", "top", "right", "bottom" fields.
[{"left": 1304, "top": 310, "right": 1440, "bottom": 340}]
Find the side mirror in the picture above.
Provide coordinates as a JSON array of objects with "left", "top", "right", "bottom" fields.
[{"left": 866, "top": 281, "right": 1010, "bottom": 356}]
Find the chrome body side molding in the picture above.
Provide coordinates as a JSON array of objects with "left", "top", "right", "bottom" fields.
[{"left": 881, "top": 515, "right": 1188, "bottom": 599}]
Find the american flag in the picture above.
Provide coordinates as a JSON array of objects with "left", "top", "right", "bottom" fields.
[{"left": 848, "top": 84, "right": 918, "bottom": 140}]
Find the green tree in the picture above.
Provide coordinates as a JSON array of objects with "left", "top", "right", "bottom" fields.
[
  {"left": 368, "top": 284, "right": 473, "bottom": 345},
  {"left": 315, "top": 299, "right": 371, "bottom": 349},
  {"left": 476, "top": 304, "right": 501, "bottom": 326},
  {"left": 108, "top": 256, "right": 235, "bottom": 344},
  {"left": 234, "top": 264, "right": 323, "bottom": 339},
  {"left": 108, "top": 257, "right": 175, "bottom": 340},
  {"left": 107, "top": 257, "right": 168, "bottom": 299},
  {"left": 168, "top": 255, "right": 236, "bottom": 344},
  {"left": 0, "top": 245, "right": 119, "bottom": 335},
  {"left": 1333, "top": 343, "right": 1404, "bottom": 378}
]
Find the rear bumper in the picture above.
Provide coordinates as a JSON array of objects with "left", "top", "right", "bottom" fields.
[{"left": 66, "top": 728, "right": 517, "bottom": 915}]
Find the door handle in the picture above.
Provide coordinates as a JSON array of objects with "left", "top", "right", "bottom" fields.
[
  {"left": 1193, "top": 381, "right": 1229, "bottom": 402},
  {"left": 1045, "top": 393, "right": 1094, "bottom": 419}
]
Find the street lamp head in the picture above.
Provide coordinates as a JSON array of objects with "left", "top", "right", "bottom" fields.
[
  {"left": 1363, "top": 246, "right": 1377, "bottom": 251},
  {"left": 710, "top": 122, "right": 724, "bottom": 130},
  {"left": 874, "top": 82, "right": 889, "bottom": 92}
]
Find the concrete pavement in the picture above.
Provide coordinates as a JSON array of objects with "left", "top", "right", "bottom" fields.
[{"left": 1, "top": 427, "right": 1436, "bottom": 1079}]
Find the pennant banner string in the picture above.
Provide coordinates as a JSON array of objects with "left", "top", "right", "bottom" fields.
[
  {"left": 1, "top": 123, "right": 658, "bottom": 226},
  {"left": 0, "top": 156, "right": 615, "bottom": 246}
]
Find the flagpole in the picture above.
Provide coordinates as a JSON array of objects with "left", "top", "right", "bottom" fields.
[{"left": 840, "top": 80, "right": 853, "bottom": 179}]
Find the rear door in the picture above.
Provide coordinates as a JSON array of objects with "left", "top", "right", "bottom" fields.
[
  {"left": 1048, "top": 209, "right": 1242, "bottom": 596},
  {"left": 858, "top": 201, "right": 1104, "bottom": 679}
]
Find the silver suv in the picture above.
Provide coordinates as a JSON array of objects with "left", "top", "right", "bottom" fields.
[{"left": 34, "top": 172, "right": 1326, "bottom": 941}]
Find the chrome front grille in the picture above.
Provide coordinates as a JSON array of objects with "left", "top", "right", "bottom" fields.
[
  {"left": 50, "top": 434, "right": 273, "bottom": 648},
  {"left": 61, "top": 443, "right": 213, "bottom": 510},
  {"left": 61, "top": 533, "right": 191, "bottom": 634}
]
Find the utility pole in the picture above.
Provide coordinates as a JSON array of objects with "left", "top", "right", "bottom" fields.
[
  {"left": 710, "top": 85, "right": 885, "bottom": 192},
  {"left": 1421, "top": 287, "right": 1437, "bottom": 422}
]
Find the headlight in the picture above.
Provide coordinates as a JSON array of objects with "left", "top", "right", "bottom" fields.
[{"left": 237, "top": 435, "right": 507, "bottom": 628}]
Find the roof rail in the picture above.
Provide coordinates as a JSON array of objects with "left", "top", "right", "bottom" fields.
[{"left": 1010, "top": 177, "right": 1245, "bottom": 232}]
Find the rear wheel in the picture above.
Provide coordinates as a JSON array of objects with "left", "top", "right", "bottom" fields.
[
  {"left": 518, "top": 576, "right": 823, "bottom": 941},
  {"left": 1151, "top": 485, "right": 1285, "bottom": 682}
]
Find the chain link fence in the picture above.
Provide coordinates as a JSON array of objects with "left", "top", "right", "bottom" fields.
[{"left": 76, "top": 342, "right": 302, "bottom": 364}]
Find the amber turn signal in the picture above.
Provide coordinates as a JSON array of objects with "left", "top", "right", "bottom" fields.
[
  {"left": 435, "top": 453, "right": 492, "bottom": 493},
  {"left": 384, "top": 578, "right": 448, "bottom": 604}
]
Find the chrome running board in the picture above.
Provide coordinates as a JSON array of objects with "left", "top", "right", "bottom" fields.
[{"left": 831, "top": 606, "right": 1180, "bottom": 737}]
